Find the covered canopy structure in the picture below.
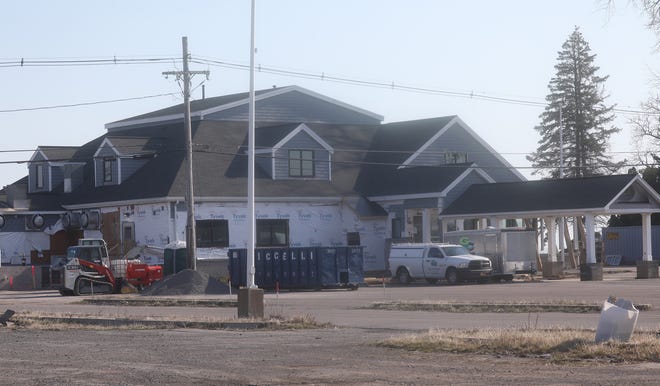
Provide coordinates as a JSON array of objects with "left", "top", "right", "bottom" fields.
[{"left": 439, "top": 174, "right": 660, "bottom": 279}]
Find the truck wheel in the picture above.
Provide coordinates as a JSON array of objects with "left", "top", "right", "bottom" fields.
[
  {"left": 397, "top": 268, "right": 411, "bottom": 285},
  {"left": 73, "top": 277, "right": 83, "bottom": 296},
  {"left": 445, "top": 268, "right": 459, "bottom": 285},
  {"left": 59, "top": 289, "right": 74, "bottom": 296}
]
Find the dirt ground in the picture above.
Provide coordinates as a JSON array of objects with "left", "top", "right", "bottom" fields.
[
  {"left": 3, "top": 269, "right": 660, "bottom": 385},
  {"left": 2, "top": 325, "right": 660, "bottom": 385}
]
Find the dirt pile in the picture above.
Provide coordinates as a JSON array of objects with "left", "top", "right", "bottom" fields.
[{"left": 141, "top": 269, "right": 231, "bottom": 296}]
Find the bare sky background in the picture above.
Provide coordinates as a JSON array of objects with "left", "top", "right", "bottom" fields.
[{"left": 0, "top": 0, "right": 657, "bottom": 187}]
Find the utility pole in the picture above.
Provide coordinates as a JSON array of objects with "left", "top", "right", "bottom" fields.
[{"left": 163, "top": 36, "right": 209, "bottom": 270}]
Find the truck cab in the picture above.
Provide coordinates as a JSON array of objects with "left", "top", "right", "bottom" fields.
[{"left": 389, "top": 243, "right": 492, "bottom": 285}]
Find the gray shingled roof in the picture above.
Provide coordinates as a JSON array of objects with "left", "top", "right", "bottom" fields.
[
  {"left": 55, "top": 118, "right": 472, "bottom": 207},
  {"left": 39, "top": 146, "right": 79, "bottom": 162},
  {"left": 110, "top": 87, "right": 281, "bottom": 124},
  {"left": 440, "top": 174, "right": 641, "bottom": 217}
]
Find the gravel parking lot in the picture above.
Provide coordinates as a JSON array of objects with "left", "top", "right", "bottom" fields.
[{"left": 2, "top": 270, "right": 660, "bottom": 385}]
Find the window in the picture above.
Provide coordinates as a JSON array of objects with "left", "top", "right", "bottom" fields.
[
  {"left": 346, "top": 232, "right": 360, "bottom": 246},
  {"left": 428, "top": 248, "right": 441, "bottom": 258},
  {"left": 289, "top": 150, "right": 314, "bottom": 177},
  {"left": 103, "top": 158, "right": 114, "bottom": 182},
  {"left": 257, "top": 219, "right": 289, "bottom": 247},
  {"left": 196, "top": 220, "right": 229, "bottom": 248},
  {"left": 444, "top": 152, "right": 468, "bottom": 164},
  {"left": 35, "top": 164, "right": 44, "bottom": 189}
]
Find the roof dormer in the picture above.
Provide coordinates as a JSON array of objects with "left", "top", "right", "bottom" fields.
[
  {"left": 93, "top": 137, "right": 157, "bottom": 187},
  {"left": 28, "top": 146, "right": 80, "bottom": 193},
  {"left": 255, "top": 123, "right": 334, "bottom": 181}
]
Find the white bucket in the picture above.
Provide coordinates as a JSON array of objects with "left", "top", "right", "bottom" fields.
[{"left": 595, "top": 298, "right": 639, "bottom": 343}]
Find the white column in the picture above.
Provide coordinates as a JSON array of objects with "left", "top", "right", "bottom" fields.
[
  {"left": 558, "top": 217, "right": 565, "bottom": 263},
  {"left": 585, "top": 213, "right": 596, "bottom": 264},
  {"left": 546, "top": 217, "right": 557, "bottom": 262},
  {"left": 490, "top": 217, "right": 501, "bottom": 229},
  {"left": 422, "top": 209, "right": 431, "bottom": 243},
  {"left": 479, "top": 218, "right": 488, "bottom": 230},
  {"left": 457, "top": 219, "right": 464, "bottom": 231},
  {"left": 642, "top": 213, "right": 653, "bottom": 262}
]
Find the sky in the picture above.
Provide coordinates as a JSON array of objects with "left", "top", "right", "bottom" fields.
[{"left": 1, "top": 0, "right": 658, "bottom": 188}]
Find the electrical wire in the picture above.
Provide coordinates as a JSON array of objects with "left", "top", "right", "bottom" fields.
[
  {"left": 0, "top": 92, "right": 179, "bottom": 113},
  {"left": 1, "top": 55, "right": 656, "bottom": 116}
]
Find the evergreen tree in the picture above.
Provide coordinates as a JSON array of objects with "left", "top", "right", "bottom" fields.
[{"left": 528, "top": 27, "right": 622, "bottom": 178}]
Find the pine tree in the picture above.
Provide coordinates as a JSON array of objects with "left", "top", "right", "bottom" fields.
[{"left": 528, "top": 27, "right": 622, "bottom": 178}]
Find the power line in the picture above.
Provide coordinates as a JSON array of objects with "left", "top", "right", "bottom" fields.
[
  {"left": 191, "top": 56, "right": 656, "bottom": 116},
  {"left": 0, "top": 92, "right": 178, "bottom": 113},
  {"left": 0, "top": 57, "right": 180, "bottom": 68},
  {"left": 1, "top": 55, "right": 657, "bottom": 116}
]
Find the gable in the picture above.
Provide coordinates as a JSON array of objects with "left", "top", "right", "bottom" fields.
[
  {"left": 205, "top": 89, "right": 382, "bottom": 125},
  {"left": 401, "top": 117, "right": 524, "bottom": 183},
  {"left": 105, "top": 85, "right": 383, "bottom": 131},
  {"left": 440, "top": 174, "right": 660, "bottom": 219}
]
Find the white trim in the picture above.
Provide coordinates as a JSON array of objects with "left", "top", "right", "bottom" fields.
[
  {"left": 368, "top": 192, "right": 444, "bottom": 202},
  {"left": 104, "top": 85, "right": 384, "bottom": 130},
  {"left": 605, "top": 174, "right": 660, "bottom": 209},
  {"left": 273, "top": 123, "right": 334, "bottom": 153},
  {"left": 439, "top": 206, "right": 660, "bottom": 220},
  {"left": 117, "top": 157, "right": 122, "bottom": 183},
  {"left": 93, "top": 138, "right": 121, "bottom": 158},
  {"left": 105, "top": 112, "right": 200, "bottom": 130},
  {"left": 62, "top": 195, "right": 344, "bottom": 210},
  {"left": 439, "top": 166, "right": 494, "bottom": 197},
  {"left": 399, "top": 116, "right": 526, "bottom": 181},
  {"left": 28, "top": 149, "right": 48, "bottom": 163}
]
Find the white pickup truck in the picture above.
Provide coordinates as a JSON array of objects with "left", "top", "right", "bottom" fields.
[{"left": 389, "top": 243, "right": 492, "bottom": 285}]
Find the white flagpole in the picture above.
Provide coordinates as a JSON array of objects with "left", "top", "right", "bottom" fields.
[{"left": 247, "top": 0, "right": 257, "bottom": 288}]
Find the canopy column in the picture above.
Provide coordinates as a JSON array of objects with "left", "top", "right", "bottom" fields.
[
  {"left": 580, "top": 213, "right": 602, "bottom": 281},
  {"left": 542, "top": 217, "right": 563, "bottom": 278},
  {"left": 637, "top": 212, "right": 659, "bottom": 279}
]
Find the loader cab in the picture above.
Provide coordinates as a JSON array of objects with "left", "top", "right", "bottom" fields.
[{"left": 66, "top": 244, "right": 109, "bottom": 267}]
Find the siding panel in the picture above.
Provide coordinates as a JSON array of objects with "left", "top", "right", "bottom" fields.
[
  {"left": 410, "top": 122, "right": 520, "bottom": 183},
  {"left": 205, "top": 90, "right": 381, "bottom": 125},
  {"left": 273, "top": 131, "right": 329, "bottom": 180}
]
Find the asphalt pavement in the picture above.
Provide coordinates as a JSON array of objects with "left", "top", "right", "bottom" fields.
[{"left": 1, "top": 268, "right": 659, "bottom": 332}]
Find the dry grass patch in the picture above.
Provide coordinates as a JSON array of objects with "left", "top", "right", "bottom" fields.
[
  {"left": 267, "top": 313, "right": 334, "bottom": 330},
  {"left": 378, "top": 328, "right": 660, "bottom": 363},
  {"left": 368, "top": 300, "right": 651, "bottom": 313},
  {"left": 8, "top": 311, "right": 332, "bottom": 331}
]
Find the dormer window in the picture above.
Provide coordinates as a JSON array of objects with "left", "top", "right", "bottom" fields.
[
  {"left": 289, "top": 150, "right": 314, "bottom": 177},
  {"left": 36, "top": 164, "right": 45, "bottom": 189},
  {"left": 103, "top": 158, "right": 115, "bottom": 182}
]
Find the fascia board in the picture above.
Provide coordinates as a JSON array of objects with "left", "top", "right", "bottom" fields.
[
  {"left": 400, "top": 116, "right": 526, "bottom": 181},
  {"left": 285, "top": 85, "right": 384, "bottom": 122},
  {"left": 105, "top": 111, "right": 202, "bottom": 130},
  {"left": 439, "top": 208, "right": 608, "bottom": 220},
  {"left": 368, "top": 192, "right": 443, "bottom": 202},
  {"left": 605, "top": 175, "right": 660, "bottom": 210},
  {"left": 439, "top": 166, "right": 495, "bottom": 197},
  {"left": 28, "top": 149, "right": 48, "bottom": 164},
  {"left": 452, "top": 116, "right": 526, "bottom": 181},
  {"left": 273, "top": 123, "right": 334, "bottom": 153},
  {"left": 400, "top": 116, "right": 458, "bottom": 169},
  {"left": 63, "top": 195, "right": 344, "bottom": 210},
  {"left": 93, "top": 138, "right": 121, "bottom": 158}
]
